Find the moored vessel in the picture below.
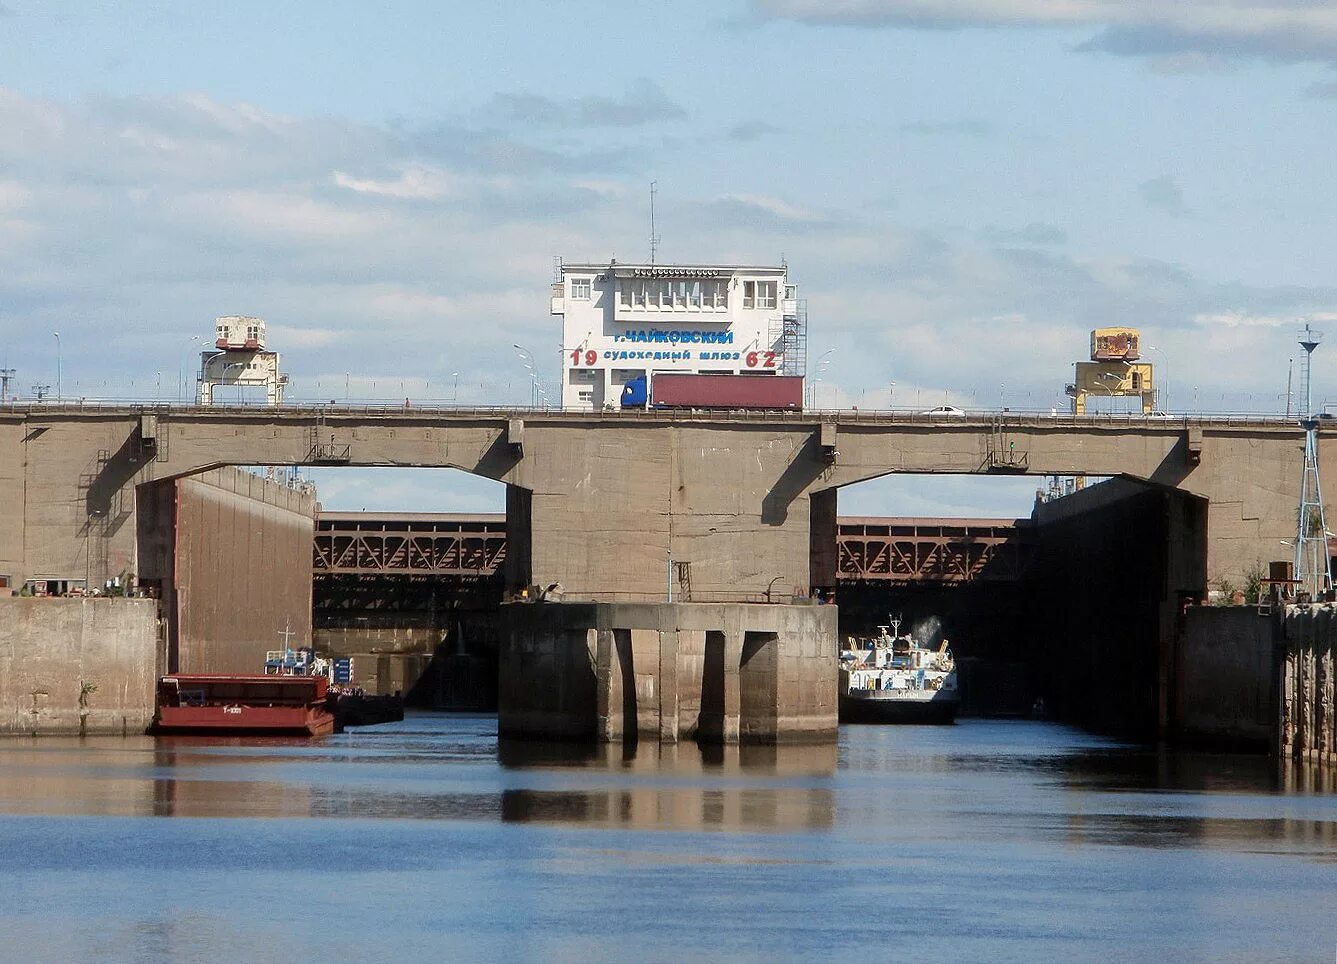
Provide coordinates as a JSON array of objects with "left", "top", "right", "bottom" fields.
[
  {"left": 264, "top": 646, "right": 404, "bottom": 730},
  {"left": 153, "top": 674, "right": 337, "bottom": 736},
  {"left": 839, "top": 617, "right": 959, "bottom": 724}
]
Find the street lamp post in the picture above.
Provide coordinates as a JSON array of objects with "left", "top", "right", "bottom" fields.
[
  {"left": 812, "top": 348, "right": 836, "bottom": 408},
  {"left": 451, "top": 371, "right": 460, "bottom": 405},
  {"left": 513, "top": 344, "right": 540, "bottom": 407},
  {"left": 1147, "top": 345, "right": 1168, "bottom": 412},
  {"left": 180, "top": 334, "right": 201, "bottom": 403},
  {"left": 52, "top": 331, "right": 60, "bottom": 400}
]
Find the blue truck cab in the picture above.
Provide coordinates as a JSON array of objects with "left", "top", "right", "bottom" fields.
[{"left": 621, "top": 374, "right": 649, "bottom": 409}]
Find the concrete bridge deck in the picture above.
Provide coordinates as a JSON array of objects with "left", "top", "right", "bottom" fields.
[{"left": 0, "top": 402, "right": 1316, "bottom": 601}]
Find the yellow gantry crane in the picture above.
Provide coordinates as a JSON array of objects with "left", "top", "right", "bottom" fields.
[{"left": 1066, "top": 327, "right": 1156, "bottom": 415}]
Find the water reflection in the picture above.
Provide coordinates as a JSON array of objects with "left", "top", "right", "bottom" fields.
[
  {"left": 1, "top": 717, "right": 1334, "bottom": 962},
  {"left": 496, "top": 739, "right": 838, "bottom": 830},
  {"left": 0, "top": 718, "right": 1331, "bottom": 851}
]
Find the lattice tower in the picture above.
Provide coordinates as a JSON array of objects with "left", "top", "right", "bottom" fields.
[{"left": 1294, "top": 324, "right": 1333, "bottom": 598}]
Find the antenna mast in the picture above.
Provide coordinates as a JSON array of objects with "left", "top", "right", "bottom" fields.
[
  {"left": 1294, "top": 323, "right": 1332, "bottom": 600},
  {"left": 649, "top": 180, "right": 660, "bottom": 264}
]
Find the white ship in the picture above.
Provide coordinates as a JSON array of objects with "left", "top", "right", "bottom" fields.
[{"left": 839, "top": 616, "right": 959, "bottom": 724}]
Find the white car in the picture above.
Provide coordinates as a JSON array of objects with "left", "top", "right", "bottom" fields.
[{"left": 922, "top": 405, "right": 967, "bottom": 417}]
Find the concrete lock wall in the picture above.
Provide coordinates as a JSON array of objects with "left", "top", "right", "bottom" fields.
[
  {"left": 498, "top": 602, "right": 838, "bottom": 744},
  {"left": 1174, "top": 607, "right": 1277, "bottom": 751},
  {"left": 138, "top": 467, "right": 315, "bottom": 674},
  {"left": 0, "top": 597, "right": 159, "bottom": 734},
  {"left": 1028, "top": 478, "right": 1208, "bottom": 741},
  {"left": 1281, "top": 605, "right": 1337, "bottom": 767}
]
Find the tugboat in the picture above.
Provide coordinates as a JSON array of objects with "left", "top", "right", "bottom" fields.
[
  {"left": 839, "top": 616, "right": 959, "bottom": 724},
  {"left": 263, "top": 647, "right": 404, "bottom": 731}
]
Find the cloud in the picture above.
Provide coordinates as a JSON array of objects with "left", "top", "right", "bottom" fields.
[
  {"left": 485, "top": 79, "right": 686, "bottom": 128},
  {"left": 726, "top": 120, "right": 782, "bottom": 141},
  {"left": 0, "top": 84, "right": 638, "bottom": 398},
  {"left": 332, "top": 165, "right": 464, "bottom": 201},
  {"left": 900, "top": 119, "right": 992, "bottom": 136},
  {"left": 1137, "top": 175, "right": 1187, "bottom": 216},
  {"left": 707, "top": 193, "right": 834, "bottom": 226},
  {"left": 979, "top": 222, "right": 1067, "bottom": 244},
  {"left": 752, "top": 1, "right": 1337, "bottom": 65},
  {"left": 266, "top": 325, "right": 342, "bottom": 347},
  {"left": 1305, "top": 79, "right": 1337, "bottom": 98},
  {"left": 0, "top": 80, "right": 1330, "bottom": 481}
]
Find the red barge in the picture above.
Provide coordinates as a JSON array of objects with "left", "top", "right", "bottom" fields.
[{"left": 153, "top": 674, "right": 336, "bottom": 736}]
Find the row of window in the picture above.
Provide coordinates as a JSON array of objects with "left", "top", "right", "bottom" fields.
[
  {"left": 217, "top": 324, "right": 262, "bottom": 340},
  {"left": 618, "top": 279, "right": 730, "bottom": 310},
  {"left": 568, "top": 277, "right": 787, "bottom": 311}
]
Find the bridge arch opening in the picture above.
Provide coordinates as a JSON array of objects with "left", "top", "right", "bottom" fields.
[
  {"left": 811, "top": 470, "right": 1208, "bottom": 734},
  {"left": 298, "top": 465, "right": 512, "bottom": 709}
]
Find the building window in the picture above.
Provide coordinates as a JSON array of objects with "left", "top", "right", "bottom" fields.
[
  {"left": 744, "top": 281, "right": 776, "bottom": 309},
  {"left": 571, "top": 278, "right": 591, "bottom": 300},
  {"left": 620, "top": 283, "right": 632, "bottom": 308},
  {"left": 710, "top": 279, "right": 728, "bottom": 309},
  {"left": 246, "top": 324, "right": 260, "bottom": 340},
  {"left": 633, "top": 280, "right": 647, "bottom": 307}
]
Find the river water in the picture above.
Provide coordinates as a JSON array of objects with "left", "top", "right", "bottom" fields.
[{"left": 0, "top": 716, "right": 1332, "bottom": 962}]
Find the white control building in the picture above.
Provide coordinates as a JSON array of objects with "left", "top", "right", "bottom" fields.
[
  {"left": 551, "top": 261, "right": 806, "bottom": 410},
  {"left": 197, "top": 315, "right": 288, "bottom": 406}
]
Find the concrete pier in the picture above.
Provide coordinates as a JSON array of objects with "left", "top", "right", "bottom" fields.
[
  {"left": 0, "top": 597, "right": 159, "bottom": 735},
  {"left": 1281, "top": 605, "right": 1337, "bottom": 767},
  {"left": 498, "top": 601, "right": 838, "bottom": 745}
]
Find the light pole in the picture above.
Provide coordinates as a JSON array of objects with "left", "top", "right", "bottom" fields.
[
  {"left": 812, "top": 348, "right": 836, "bottom": 408},
  {"left": 179, "top": 335, "right": 201, "bottom": 403},
  {"left": 1147, "top": 344, "right": 1168, "bottom": 412},
  {"left": 345, "top": 372, "right": 350, "bottom": 403},
  {"left": 52, "top": 331, "right": 60, "bottom": 400},
  {"left": 513, "top": 344, "right": 540, "bottom": 407},
  {"left": 451, "top": 371, "right": 460, "bottom": 405},
  {"left": 888, "top": 380, "right": 895, "bottom": 409},
  {"left": 155, "top": 371, "right": 161, "bottom": 402}
]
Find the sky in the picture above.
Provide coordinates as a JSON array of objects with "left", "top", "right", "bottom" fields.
[{"left": 5, "top": 1, "right": 1337, "bottom": 516}]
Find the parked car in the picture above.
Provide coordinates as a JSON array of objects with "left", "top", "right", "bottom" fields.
[{"left": 922, "top": 405, "right": 967, "bottom": 417}]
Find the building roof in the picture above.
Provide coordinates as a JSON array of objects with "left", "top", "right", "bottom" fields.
[{"left": 560, "top": 261, "right": 785, "bottom": 273}]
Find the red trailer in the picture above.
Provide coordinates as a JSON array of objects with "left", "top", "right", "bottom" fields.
[{"left": 651, "top": 373, "right": 804, "bottom": 410}]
